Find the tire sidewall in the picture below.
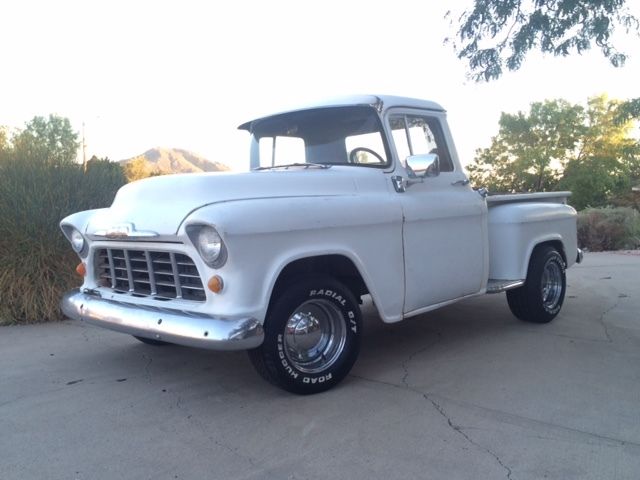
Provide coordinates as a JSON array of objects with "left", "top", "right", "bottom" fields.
[{"left": 263, "top": 277, "right": 361, "bottom": 394}]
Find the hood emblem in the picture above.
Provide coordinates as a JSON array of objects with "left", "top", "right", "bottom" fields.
[
  {"left": 94, "top": 223, "right": 158, "bottom": 239},
  {"left": 105, "top": 223, "right": 132, "bottom": 238}
]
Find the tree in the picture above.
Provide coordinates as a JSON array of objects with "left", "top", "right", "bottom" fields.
[
  {"left": 615, "top": 97, "right": 640, "bottom": 123},
  {"left": 122, "top": 157, "right": 163, "bottom": 182},
  {"left": 450, "top": 0, "right": 639, "bottom": 82},
  {"left": 0, "top": 127, "right": 9, "bottom": 162},
  {"left": 468, "top": 95, "right": 640, "bottom": 209},
  {"left": 12, "top": 114, "right": 79, "bottom": 166},
  {"left": 558, "top": 95, "right": 640, "bottom": 209},
  {"left": 0, "top": 127, "right": 7, "bottom": 150},
  {"left": 85, "top": 155, "right": 127, "bottom": 188},
  {"left": 467, "top": 99, "right": 584, "bottom": 192}
]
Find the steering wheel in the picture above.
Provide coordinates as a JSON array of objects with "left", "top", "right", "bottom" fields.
[{"left": 348, "top": 147, "right": 385, "bottom": 165}]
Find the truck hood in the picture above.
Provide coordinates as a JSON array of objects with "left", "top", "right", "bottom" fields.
[{"left": 86, "top": 168, "right": 360, "bottom": 236}]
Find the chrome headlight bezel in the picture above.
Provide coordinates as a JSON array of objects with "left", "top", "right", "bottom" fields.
[
  {"left": 61, "top": 225, "right": 88, "bottom": 258},
  {"left": 186, "top": 224, "right": 228, "bottom": 268}
]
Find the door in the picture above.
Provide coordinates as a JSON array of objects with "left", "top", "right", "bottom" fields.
[{"left": 388, "top": 112, "right": 487, "bottom": 314}]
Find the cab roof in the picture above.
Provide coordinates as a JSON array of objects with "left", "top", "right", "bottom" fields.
[{"left": 238, "top": 95, "right": 445, "bottom": 131}]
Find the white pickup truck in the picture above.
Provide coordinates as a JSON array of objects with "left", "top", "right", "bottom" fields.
[{"left": 61, "top": 95, "right": 582, "bottom": 394}]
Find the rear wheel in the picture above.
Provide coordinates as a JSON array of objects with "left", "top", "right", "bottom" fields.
[
  {"left": 249, "top": 275, "right": 361, "bottom": 394},
  {"left": 507, "top": 245, "right": 566, "bottom": 323}
]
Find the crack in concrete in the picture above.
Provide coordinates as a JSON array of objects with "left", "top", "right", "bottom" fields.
[
  {"left": 575, "top": 264, "right": 638, "bottom": 269},
  {"left": 350, "top": 373, "right": 640, "bottom": 449},
  {"left": 423, "top": 393, "right": 514, "bottom": 480},
  {"left": 518, "top": 328, "right": 610, "bottom": 344},
  {"left": 211, "top": 437, "right": 258, "bottom": 467},
  {"left": 598, "top": 300, "right": 620, "bottom": 343},
  {"left": 400, "top": 345, "right": 432, "bottom": 388},
  {"left": 80, "top": 326, "right": 90, "bottom": 343},
  {"left": 173, "top": 394, "right": 258, "bottom": 469},
  {"left": 141, "top": 354, "right": 153, "bottom": 382},
  {"left": 399, "top": 329, "right": 443, "bottom": 388},
  {"left": 366, "top": 339, "right": 515, "bottom": 479}
]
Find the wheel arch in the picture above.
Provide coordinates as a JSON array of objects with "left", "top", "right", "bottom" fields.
[
  {"left": 268, "top": 254, "right": 371, "bottom": 311},
  {"left": 522, "top": 236, "right": 567, "bottom": 278}
]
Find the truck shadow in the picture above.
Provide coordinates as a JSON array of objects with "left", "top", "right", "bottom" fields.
[
  {"left": 79, "top": 292, "right": 528, "bottom": 396},
  {"left": 358, "top": 294, "right": 519, "bottom": 359}
]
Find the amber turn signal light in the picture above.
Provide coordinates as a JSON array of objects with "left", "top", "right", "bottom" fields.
[
  {"left": 75, "top": 262, "right": 86, "bottom": 277},
  {"left": 207, "top": 275, "right": 224, "bottom": 293}
]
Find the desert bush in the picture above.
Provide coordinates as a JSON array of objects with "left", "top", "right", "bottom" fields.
[
  {"left": 577, "top": 207, "right": 640, "bottom": 252},
  {"left": 609, "top": 190, "right": 640, "bottom": 211},
  {"left": 0, "top": 157, "right": 126, "bottom": 325}
]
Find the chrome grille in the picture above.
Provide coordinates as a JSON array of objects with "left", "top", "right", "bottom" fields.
[{"left": 95, "top": 248, "right": 206, "bottom": 302}]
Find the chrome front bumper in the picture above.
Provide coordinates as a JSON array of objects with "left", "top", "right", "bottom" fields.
[{"left": 61, "top": 289, "right": 264, "bottom": 350}]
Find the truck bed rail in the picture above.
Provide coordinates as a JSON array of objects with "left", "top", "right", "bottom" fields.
[{"left": 487, "top": 191, "right": 571, "bottom": 206}]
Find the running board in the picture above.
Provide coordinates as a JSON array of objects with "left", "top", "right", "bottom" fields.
[{"left": 486, "top": 279, "right": 525, "bottom": 294}]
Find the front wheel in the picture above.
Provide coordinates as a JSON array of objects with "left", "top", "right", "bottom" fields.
[
  {"left": 248, "top": 276, "right": 362, "bottom": 394},
  {"left": 507, "top": 245, "right": 566, "bottom": 323}
]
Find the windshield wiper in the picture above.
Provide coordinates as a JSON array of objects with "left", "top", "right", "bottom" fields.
[{"left": 253, "top": 162, "right": 332, "bottom": 171}]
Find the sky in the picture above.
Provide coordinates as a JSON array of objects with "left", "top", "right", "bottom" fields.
[{"left": 1, "top": 0, "right": 639, "bottom": 170}]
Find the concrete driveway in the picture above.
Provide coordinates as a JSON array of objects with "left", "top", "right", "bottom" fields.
[{"left": 1, "top": 252, "right": 639, "bottom": 480}]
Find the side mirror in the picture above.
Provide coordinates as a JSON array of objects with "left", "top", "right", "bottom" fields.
[{"left": 406, "top": 153, "right": 440, "bottom": 179}]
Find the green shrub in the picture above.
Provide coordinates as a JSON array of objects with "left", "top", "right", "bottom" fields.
[
  {"left": 577, "top": 207, "right": 640, "bottom": 252},
  {"left": 0, "top": 157, "right": 126, "bottom": 325}
]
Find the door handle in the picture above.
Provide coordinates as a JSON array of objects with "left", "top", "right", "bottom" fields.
[{"left": 451, "top": 179, "right": 470, "bottom": 186}]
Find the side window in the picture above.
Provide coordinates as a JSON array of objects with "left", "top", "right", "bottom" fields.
[
  {"left": 389, "top": 114, "right": 454, "bottom": 172},
  {"left": 390, "top": 116, "right": 411, "bottom": 165},
  {"left": 407, "top": 117, "right": 437, "bottom": 155},
  {"left": 258, "top": 136, "right": 305, "bottom": 167}
]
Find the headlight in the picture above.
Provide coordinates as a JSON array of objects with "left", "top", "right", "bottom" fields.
[
  {"left": 60, "top": 223, "right": 89, "bottom": 258},
  {"left": 187, "top": 225, "right": 227, "bottom": 268},
  {"left": 70, "top": 229, "right": 85, "bottom": 253}
]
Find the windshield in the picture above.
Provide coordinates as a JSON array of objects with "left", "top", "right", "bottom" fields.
[{"left": 249, "top": 106, "right": 389, "bottom": 169}]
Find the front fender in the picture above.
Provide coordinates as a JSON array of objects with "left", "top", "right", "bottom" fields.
[{"left": 182, "top": 194, "right": 404, "bottom": 323}]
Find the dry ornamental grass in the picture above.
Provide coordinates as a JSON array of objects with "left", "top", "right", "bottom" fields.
[{"left": 0, "top": 158, "right": 125, "bottom": 325}]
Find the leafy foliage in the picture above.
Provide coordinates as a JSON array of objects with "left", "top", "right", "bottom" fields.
[
  {"left": 85, "top": 155, "right": 128, "bottom": 197},
  {"left": 450, "top": 0, "right": 639, "bottom": 81},
  {"left": 615, "top": 97, "right": 640, "bottom": 123},
  {"left": 468, "top": 95, "right": 640, "bottom": 210},
  {"left": 558, "top": 96, "right": 640, "bottom": 209},
  {"left": 11, "top": 114, "right": 79, "bottom": 166},
  {"left": 0, "top": 117, "right": 126, "bottom": 325},
  {"left": 122, "top": 156, "right": 163, "bottom": 182},
  {"left": 467, "top": 99, "right": 584, "bottom": 192},
  {"left": 0, "top": 126, "right": 8, "bottom": 153}
]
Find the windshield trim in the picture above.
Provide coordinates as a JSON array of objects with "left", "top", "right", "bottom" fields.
[{"left": 247, "top": 106, "right": 393, "bottom": 170}]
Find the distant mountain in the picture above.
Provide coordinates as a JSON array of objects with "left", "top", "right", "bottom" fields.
[{"left": 120, "top": 147, "right": 231, "bottom": 175}]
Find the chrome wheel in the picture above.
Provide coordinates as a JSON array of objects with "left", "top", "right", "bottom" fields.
[
  {"left": 248, "top": 276, "right": 362, "bottom": 394},
  {"left": 541, "top": 258, "right": 563, "bottom": 312},
  {"left": 283, "top": 299, "right": 347, "bottom": 374}
]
